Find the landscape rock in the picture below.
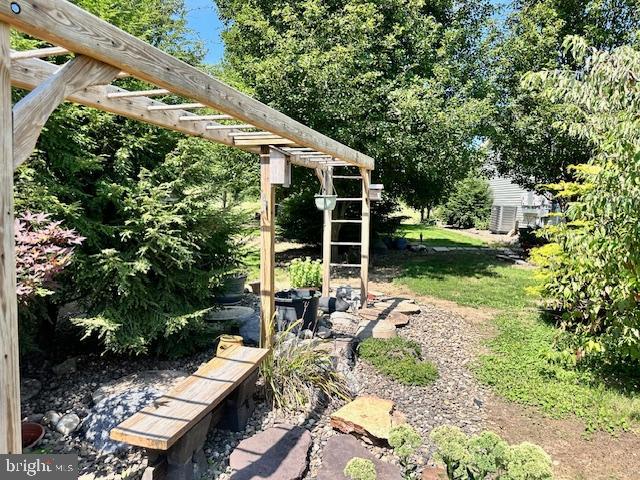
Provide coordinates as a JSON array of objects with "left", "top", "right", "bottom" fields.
[
  {"left": 84, "top": 386, "right": 163, "bottom": 454},
  {"left": 317, "top": 434, "right": 402, "bottom": 480},
  {"left": 229, "top": 423, "right": 312, "bottom": 480},
  {"left": 21, "top": 378, "right": 42, "bottom": 402},
  {"left": 330, "top": 396, "right": 405, "bottom": 441},
  {"left": 43, "top": 410, "right": 61, "bottom": 427},
  {"left": 56, "top": 413, "right": 81, "bottom": 435},
  {"left": 330, "top": 311, "right": 360, "bottom": 331},
  {"left": 91, "top": 369, "right": 187, "bottom": 404},
  {"left": 52, "top": 357, "right": 77, "bottom": 375},
  {"left": 316, "top": 326, "right": 332, "bottom": 339},
  {"left": 374, "top": 301, "right": 421, "bottom": 316},
  {"left": 371, "top": 320, "right": 397, "bottom": 339}
]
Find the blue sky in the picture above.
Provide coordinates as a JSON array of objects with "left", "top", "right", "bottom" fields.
[{"left": 184, "top": 0, "right": 225, "bottom": 64}]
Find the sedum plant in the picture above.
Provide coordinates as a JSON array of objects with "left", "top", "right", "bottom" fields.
[
  {"left": 429, "top": 426, "right": 553, "bottom": 480},
  {"left": 289, "top": 257, "right": 322, "bottom": 288},
  {"left": 344, "top": 457, "right": 377, "bottom": 480},
  {"left": 389, "top": 424, "right": 423, "bottom": 479},
  {"left": 358, "top": 337, "right": 438, "bottom": 386}
]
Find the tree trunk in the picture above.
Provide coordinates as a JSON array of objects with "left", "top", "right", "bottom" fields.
[
  {"left": 222, "top": 190, "right": 228, "bottom": 209},
  {"left": 420, "top": 207, "right": 425, "bottom": 223}
]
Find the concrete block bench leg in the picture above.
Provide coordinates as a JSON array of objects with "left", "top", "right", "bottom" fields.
[
  {"left": 142, "top": 413, "right": 213, "bottom": 480},
  {"left": 218, "top": 370, "right": 259, "bottom": 432}
]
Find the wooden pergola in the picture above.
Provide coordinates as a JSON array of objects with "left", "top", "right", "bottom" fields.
[{"left": 0, "top": 0, "right": 374, "bottom": 454}]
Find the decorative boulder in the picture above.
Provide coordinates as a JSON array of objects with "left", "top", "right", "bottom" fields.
[
  {"left": 56, "top": 413, "right": 81, "bottom": 436},
  {"left": 229, "top": 424, "right": 312, "bottom": 480}
]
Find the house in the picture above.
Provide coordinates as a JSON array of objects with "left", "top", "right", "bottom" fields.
[{"left": 487, "top": 174, "right": 552, "bottom": 234}]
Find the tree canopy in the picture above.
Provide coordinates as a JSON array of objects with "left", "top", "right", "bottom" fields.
[
  {"left": 216, "top": 0, "right": 495, "bottom": 222},
  {"left": 490, "top": 0, "right": 640, "bottom": 193}
]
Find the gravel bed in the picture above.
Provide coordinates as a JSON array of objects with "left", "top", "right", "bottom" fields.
[
  {"left": 20, "top": 297, "right": 488, "bottom": 479},
  {"left": 354, "top": 302, "right": 489, "bottom": 460}
]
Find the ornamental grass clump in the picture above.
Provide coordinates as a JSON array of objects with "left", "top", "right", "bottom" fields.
[
  {"left": 344, "top": 457, "right": 377, "bottom": 480},
  {"left": 358, "top": 337, "right": 438, "bottom": 386},
  {"left": 430, "top": 426, "right": 553, "bottom": 480},
  {"left": 261, "top": 320, "right": 351, "bottom": 411}
]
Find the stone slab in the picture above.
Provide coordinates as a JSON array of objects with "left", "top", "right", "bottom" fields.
[
  {"left": 229, "top": 424, "right": 312, "bottom": 480},
  {"left": 330, "top": 396, "right": 405, "bottom": 441},
  {"left": 317, "top": 434, "right": 402, "bottom": 480}
]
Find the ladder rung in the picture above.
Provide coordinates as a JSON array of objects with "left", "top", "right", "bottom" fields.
[
  {"left": 331, "top": 219, "right": 362, "bottom": 224},
  {"left": 333, "top": 176, "right": 362, "bottom": 180},
  {"left": 330, "top": 263, "right": 362, "bottom": 268},
  {"left": 336, "top": 198, "right": 362, "bottom": 201},
  {"left": 331, "top": 242, "right": 362, "bottom": 246}
]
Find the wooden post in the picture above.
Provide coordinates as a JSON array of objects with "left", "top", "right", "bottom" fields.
[
  {"left": 322, "top": 167, "right": 333, "bottom": 297},
  {"left": 360, "top": 168, "right": 371, "bottom": 309},
  {"left": 259, "top": 146, "right": 276, "bottom": 349},
  {"left": 0, "top": 21, "right": 21, "bottom": 454}
]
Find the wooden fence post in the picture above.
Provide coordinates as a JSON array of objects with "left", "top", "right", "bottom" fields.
[
  {"left": 360, "top": 168, "right": 371, "bottom": 308},
  {"left": 322, "top": 167, "right": 333, "bottom": 297},
  {"left": 259, "top": 146, "right": 276, "bottom": 349},
  {"left": 0, "top": 21, "right": 22, "bottom": 454}
]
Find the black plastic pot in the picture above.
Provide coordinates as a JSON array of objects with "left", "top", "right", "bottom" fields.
[
  {"left": 275, "top": 288, "right": 320, "bottom": 332},
  {"left": 216, "top": 273, "right": 247, "bottom": 304}
]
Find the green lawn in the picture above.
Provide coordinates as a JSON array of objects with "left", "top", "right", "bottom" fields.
[
  {"left": 397, "top": 224, "right": 487, "bottom": 247},
  {"left": 395, "top": 252, "right": 535, "bottom": 309},
  {"left": 476, "top": 311, "right": 640, "bottom": 433},
  {"left": 394, "top": 250, "right": 640, "bottom": 434}
]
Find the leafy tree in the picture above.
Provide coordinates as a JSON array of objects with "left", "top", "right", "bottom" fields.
[
  {"left": 439, "top": 175, "right": 492, "bottom": 229},
  {"left": 216, "top": 0, "right": 495, "bottom": 234},
  {"left": 12, "top": 0, "right": 248, "bottom": 356},
  {"left": 490, "top": 0, "right": 640, "bottom": 193},
  {"left": 527, "top": 37, "right": 640, "bottom": 362}
]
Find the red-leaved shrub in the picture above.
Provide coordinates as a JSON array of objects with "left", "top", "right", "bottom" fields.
[{"left": 15, "top": 212, "right": 84, "bottom": 303}]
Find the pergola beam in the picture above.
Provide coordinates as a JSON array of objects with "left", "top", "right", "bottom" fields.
[
  {"left": 107, "top": 88, "right": 170, "bottom": 98},
  {"left": 13, "top": 55, "right": 120, "bottom": 167},
  {"left": 10, "top": 56, "right": 259, "bottom": 155},
  {"left": 10, "top": 46, "right": 69, "bottom": 59},
  {"left": 0, "top": 0, "right": 374, "bottom": 169},
  {"left": 10, "top": 56, "right": 320, "bottom": 169}
]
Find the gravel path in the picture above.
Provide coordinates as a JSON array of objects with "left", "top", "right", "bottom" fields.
[{"left": 354, "top": 302, "right": 489, "bottom": 459}]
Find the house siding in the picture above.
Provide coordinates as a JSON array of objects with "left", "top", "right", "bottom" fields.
[{"left": 488, "top": 175, "right": 529, "bottom": 225}]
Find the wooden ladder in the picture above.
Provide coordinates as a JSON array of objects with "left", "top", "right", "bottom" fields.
[{"left": 322, "top": 165, "right": 371, "bottom": 303}]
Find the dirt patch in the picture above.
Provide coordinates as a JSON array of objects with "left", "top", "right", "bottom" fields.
[{"left": 485, "top": 395, "right": 640, "bottom": 480}]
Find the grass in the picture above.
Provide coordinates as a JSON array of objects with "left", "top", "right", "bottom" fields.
[
  {"left": 394, "top": 250, "right": 640, "bottom": 434},
  {"left": 396, "top": 224, "right": 487, "bottom": 247},
  {"left": 358, "top": 337, "right": 439, "bottom": 386},
  {"left": 476, "top": 311, "right": 640, "bottom": 433},
  {"left": 395, "top": 252, "right": 535, "bottom": 310}
]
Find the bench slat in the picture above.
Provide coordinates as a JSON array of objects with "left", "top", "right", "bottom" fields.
[{"left": 110, "top": 345, "right": 269, "bottom": 450}]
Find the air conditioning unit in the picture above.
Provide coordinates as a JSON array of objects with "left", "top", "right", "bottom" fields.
[{"left": 490, "top": 205, "right": 517, "bottom": 234}]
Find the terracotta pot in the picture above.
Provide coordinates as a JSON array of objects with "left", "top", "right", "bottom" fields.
[{"left": 22, "top": 422, "right": 45, "bottom": 449}]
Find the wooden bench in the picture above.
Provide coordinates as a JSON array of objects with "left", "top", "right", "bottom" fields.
[{"left": 110, "top": 345, "right": 269, "bottom": 480}]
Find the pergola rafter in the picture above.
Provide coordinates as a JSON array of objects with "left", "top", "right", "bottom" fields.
[{"left": 0, "top": 0, "right": 375, "bottom": 455}]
